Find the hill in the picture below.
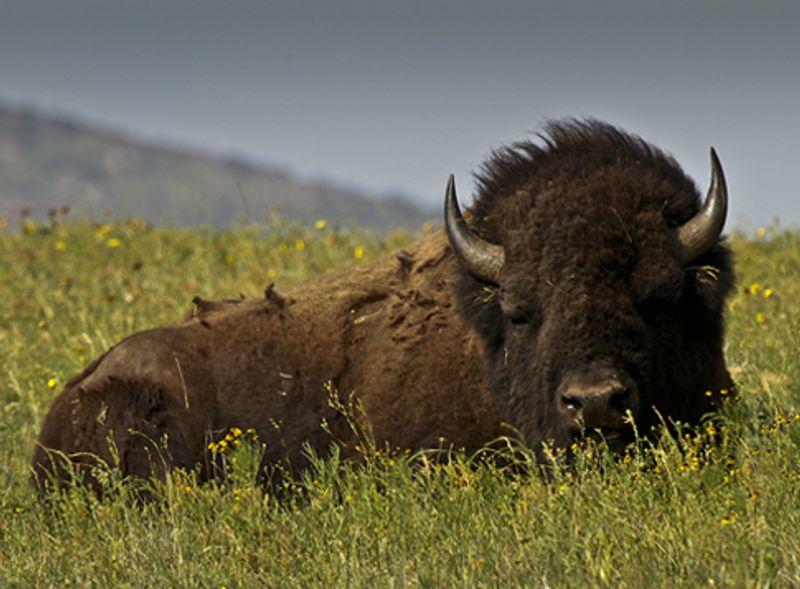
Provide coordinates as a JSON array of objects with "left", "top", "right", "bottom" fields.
[{"left": 0, "top": 102, "right": 436, "bottom": 229}]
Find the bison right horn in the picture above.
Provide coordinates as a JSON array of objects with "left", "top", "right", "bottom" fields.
[
  {"left": 675, "top": 148, "right": 728, "bottom": 265},
  {"left": 444, "top": 175, "right": 505, "bottom": 284}
]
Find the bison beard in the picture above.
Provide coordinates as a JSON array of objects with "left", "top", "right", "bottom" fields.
[{"left": 32, "top": 119, "right": 734, "bottom": 493}]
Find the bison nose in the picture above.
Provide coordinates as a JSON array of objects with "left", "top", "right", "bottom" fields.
[{"left": 558, "top": 373, "right": 637, "bottom": 431}]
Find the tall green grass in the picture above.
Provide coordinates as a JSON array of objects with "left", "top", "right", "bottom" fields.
[{"left": 1, "top": 217, "right": 798, "bottom": 587}]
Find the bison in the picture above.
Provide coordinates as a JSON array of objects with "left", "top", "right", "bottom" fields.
[{"left": 32, "top": 119, "right": 734, "bottom": 492}]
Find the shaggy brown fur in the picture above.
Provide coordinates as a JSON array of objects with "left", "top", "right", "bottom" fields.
[
  {"left": 33, "top": 230, "right": 503, "bottom": 491},
  {"left": 459, "top": 119, "right": 734, "bottom": 449},
  {"left": 32, "top": 120, "right": 734, "bottom": 492}
]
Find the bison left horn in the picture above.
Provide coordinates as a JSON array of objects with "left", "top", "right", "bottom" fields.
[
  {"left": 675, "top": 148, "right": 728, "bottom": 265},
  {"left": 444, "top": 175, "right": 505, "bottom": 284}
]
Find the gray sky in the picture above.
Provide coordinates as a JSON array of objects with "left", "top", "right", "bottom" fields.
[{"left": 1, "top": 0, "right": 798, "bottom": 228}]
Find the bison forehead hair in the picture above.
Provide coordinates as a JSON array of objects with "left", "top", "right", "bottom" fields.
[{"left": 453, "top": 119, "right": 734, "bottom": 450}]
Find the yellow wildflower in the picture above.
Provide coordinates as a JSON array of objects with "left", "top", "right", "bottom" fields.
[
  {"left": 97, "top": 224, "right": 113, "bottom": 237},
  {"left": 295, "top": 239, "right": 305, "bottom": 251},
  {"left": 107, "top": 238, "right": 122, "bottom": 248},
  {"left": 354, "top": 246, "right": 364, "bottom": 259},
  {"left": 314, "top": 219, "right": 327, "bottom": 230},
  {"left": 54, "top": 240, "right": 66, "bottom": 251},
  {"left": 748, "top": 282, "right": 761, "bottom": 295},
  {"left": 763, "top": 288, "right": 774, "bottom": 299},
  {"left": 755, "top": 313, "right": 766, "bottom": 324},
  {"left": 755, "top": 227, "right": 766, "bottom": 238},
  {"left": 47, "top": 378, "right": 57, "bottom": 390},
  {"left": 225, "top": 254, "right": 235, "bottom": 266},
  {"left": 23, "top": 220, "right": 36, "bottom": 235}
]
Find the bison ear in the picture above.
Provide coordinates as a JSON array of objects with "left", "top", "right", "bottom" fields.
[
  {"left": 444, "top": 175, "right": 505, "bottom": 284},
  {"left": 675, "top": 148, "right": 728, "bottom": 265}
]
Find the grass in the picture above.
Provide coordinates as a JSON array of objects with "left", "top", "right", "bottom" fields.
[{"left": 1, "top": 215, "right": 799, "bottom": 587}]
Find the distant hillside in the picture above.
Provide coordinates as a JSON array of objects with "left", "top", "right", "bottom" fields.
[{"left": 0, "top": 102, "right": 436, "bottom": 229}]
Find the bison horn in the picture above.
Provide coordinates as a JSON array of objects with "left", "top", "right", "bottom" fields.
[
  {"left": 675, "top": 148, "right": 728, "bottom": 265},
  {"left": 444, "top": 174, "right": 505, "bottom": 284}
]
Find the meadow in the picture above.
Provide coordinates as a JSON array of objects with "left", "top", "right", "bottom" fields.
[{"left": 1, "top": 214, "right": 799, "bottom": 588}]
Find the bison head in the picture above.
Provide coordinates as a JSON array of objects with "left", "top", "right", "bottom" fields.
[{"left": 446, "top": 120, "right": 734, "bottom": 452}]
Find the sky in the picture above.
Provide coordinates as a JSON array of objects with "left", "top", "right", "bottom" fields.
[{"left": 1, "top": 0, "right": 798, "bottom": 228}]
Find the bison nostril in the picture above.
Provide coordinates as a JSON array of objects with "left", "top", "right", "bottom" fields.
[
  {"left": 609, "top": 388, "right": 632, "bottom": 414},
  {"left": 559, "top": 393, "right": 582, "bottom": 413}
]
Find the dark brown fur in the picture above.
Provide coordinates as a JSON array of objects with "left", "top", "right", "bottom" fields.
[
  {"left": 459, "top": 120, "right": 733, "bottom": 449},
  {"left": 32, "top": 120, "right": 734, "bottom": 491},
  {"left": 33, "top": 231, "right": 503, "bottom": 491}
]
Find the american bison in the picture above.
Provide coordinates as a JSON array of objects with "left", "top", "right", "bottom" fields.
[{"left": 33, "top": 120, "right": 734, "bottom": 492}]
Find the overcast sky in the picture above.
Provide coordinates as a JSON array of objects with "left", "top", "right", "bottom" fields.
[{"left": 1, "top": 0, "right": 798, "bottom": 228}]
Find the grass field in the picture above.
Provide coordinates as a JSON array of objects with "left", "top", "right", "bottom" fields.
[{"left": 1, "top": 215, "right": 799, "bottom": 588}]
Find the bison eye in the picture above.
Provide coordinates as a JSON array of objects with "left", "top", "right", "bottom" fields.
[
  {"left": 637, "top": 295, "right": 679, "bottom": 319},
  {"left": 507, "top": 312, "right": 528, "bottom": 326},
  {"left": 500, "top": 302, "right": 534, "bottom": 328}
]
